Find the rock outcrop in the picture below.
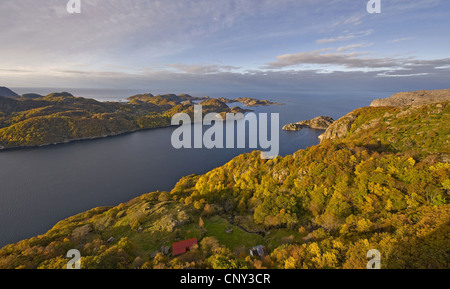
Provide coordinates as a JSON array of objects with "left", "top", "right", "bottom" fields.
[
  {"left": 371, "top": 89, "right": 450, "bottom": 107},
  {"left": 283, "top": 116, "right": 334, "bottom": 131},
  {"left": 320, "top": 89, "right": 450, "bottom": 144},
  {"left": 318, "top": 112, "right": 358, "bottom": 143}
]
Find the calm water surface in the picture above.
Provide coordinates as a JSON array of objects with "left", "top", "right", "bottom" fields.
[{"left": 0, "top": 90, "right": 390, "bottom": 247}]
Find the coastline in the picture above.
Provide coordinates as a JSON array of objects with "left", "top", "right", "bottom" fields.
[
  {"left": 0, "top": 125, "right": 173, "bottom": 152},
  {"left": 0, "top": 90, "right": 282, "bottom": 151}
]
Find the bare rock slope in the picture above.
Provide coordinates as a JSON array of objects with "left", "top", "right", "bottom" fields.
[
  {"left": 370, "top": 89, "right": 450, "bottom": 107},
  {"left": 319, "top": 89, "right": 450, "bottom": 144},
  {"left": 318, "top": 112, "right": 357, "bottom": 143}
]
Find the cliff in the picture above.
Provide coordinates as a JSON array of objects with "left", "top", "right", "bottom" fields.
[{"left": 318, "top": 111, "right": 358, "bottom": 143}]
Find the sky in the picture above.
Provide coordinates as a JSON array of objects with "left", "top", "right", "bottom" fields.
[{"left": 1, "top": 0, "right": 450, "bottom": 94}]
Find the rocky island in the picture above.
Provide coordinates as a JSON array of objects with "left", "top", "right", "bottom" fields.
[
  {"left": 215, "top": 97, "right": 281, "bottom": 107},
  {"left": 282, "top": 116, "right": 334, "bottom": 131},
  {"left": 0, "top": 87, "right": 278, "bottom": 150}
]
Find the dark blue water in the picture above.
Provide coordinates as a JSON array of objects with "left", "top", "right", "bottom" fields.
[{"left": 0, "top": 90, "right": 388, "bottom": 247}]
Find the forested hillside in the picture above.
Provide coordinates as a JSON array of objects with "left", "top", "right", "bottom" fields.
[
  {"left": 0, "top": 91, "right": 261, "bottom": 149},
  {"left": 0, "top": 101, "right": 448, "bottom": 269}
]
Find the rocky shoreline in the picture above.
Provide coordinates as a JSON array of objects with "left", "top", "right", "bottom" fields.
[{"left": 282, "top": 116, "right": 334, "bottom": 131}]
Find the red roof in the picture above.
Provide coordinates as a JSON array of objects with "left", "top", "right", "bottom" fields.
[{"left": 172, "top": 238, "right": 198, "bottom": 256}]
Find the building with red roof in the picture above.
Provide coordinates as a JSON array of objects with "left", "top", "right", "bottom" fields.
[{"left": 172, "top": 238, "right": 198, "bottom": 256}]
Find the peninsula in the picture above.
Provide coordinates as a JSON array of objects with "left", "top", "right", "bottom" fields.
[{"left": 0, "top": 87, "right": 278, "bottom": 150}]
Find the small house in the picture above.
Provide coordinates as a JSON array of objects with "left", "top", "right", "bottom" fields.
[
  {"left": 250, "top": 245, "right": 267, "bottom": 257},
  {"left": 172, "top": 238, "right": 198, "bottom": 256}
]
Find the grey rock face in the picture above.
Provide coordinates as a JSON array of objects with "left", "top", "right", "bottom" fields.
[{"left": 371, "top": 89, "right": 450, "bottom": 107}]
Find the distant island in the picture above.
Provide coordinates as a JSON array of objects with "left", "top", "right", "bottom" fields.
[
  {"left": 215, "top": 97, "right": 282, "bottom": 107},
  {"left": 282, "top": 116, "right": 334, "bottom": 131},
  {"left": 0, "top": 87, "right": 279, "bottom": 150},
  {"left": 0, "top": 86, "right": 19, "bottom": 98},
  {"left": 1, "top": 88, "right": 448, "bottom": 269}
]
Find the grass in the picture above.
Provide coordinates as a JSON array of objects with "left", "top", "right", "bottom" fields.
[
  {"left": 204, "top": 216, "right": 265, "bottom": 251},
  {"left": 264, "top": 228, "right": 307, "bottom": 251}
]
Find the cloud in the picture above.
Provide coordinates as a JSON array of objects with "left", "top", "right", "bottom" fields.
[
  {"left": 389, "top": 37, "right": 414, "bottom": 43},
  {"left": 168, "top": 64, "right": 240, "bottom": 74},
  {"left": 316, "top": 30, "right": 373, "bottom": 44},
  {"left": 387, "top": 0, "right": 443, "bottom": 12},
  {"left": 376, "top": 71, "right": 431, "bottom": 77},
  {"left": 264, "top": 48, "right": 450, "bottom": 75},
  {"left": 265, "top": 49, "right": 395, "bottom": 69},
  {"left": 0, "top": 0, "right": 315, "bottom": 59},
  {"left": 3, "top": 65, "right": 450, "bottom": 95},
  {"left": 337, "top": 43, "right": 373, "bottom": 52},
  {"left": 1, "top": 0, "right": 449, "bottom": 94},
  {"left": 0, "top": 0, "right": 342, "bottom": 75}
]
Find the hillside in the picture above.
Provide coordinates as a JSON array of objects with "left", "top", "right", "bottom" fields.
[
  {"left": 319, "top": 101, "right": 450, "bottom": 161},
  {"left": 0, "top": 91, "right": 273, "bottom": 149},
  {"left": 370, "top": 89, "right": 450, "bottom": 107},
  {"left": 0, "top": 93, "right": 448, "bottom": 269},
  {"left": 0, "top": 92, "right": 167, "bottom": 149},
  {"left": 0, "top": 87, "right": 19, "bottom": 98}
]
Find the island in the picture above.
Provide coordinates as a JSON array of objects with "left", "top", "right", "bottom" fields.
[
  {"left": 282, "top": 116, "right": 334, "bottom": 131},
  {"left": 215, "top": 97, "right": 282, "bottom": 107},
  {"left": 0, "top": 87, "right": 278, "bottom": 150}
]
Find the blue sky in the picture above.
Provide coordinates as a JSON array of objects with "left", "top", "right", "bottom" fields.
[{"left": 1, "top": 0, "right": 449, "bottom": 94}]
